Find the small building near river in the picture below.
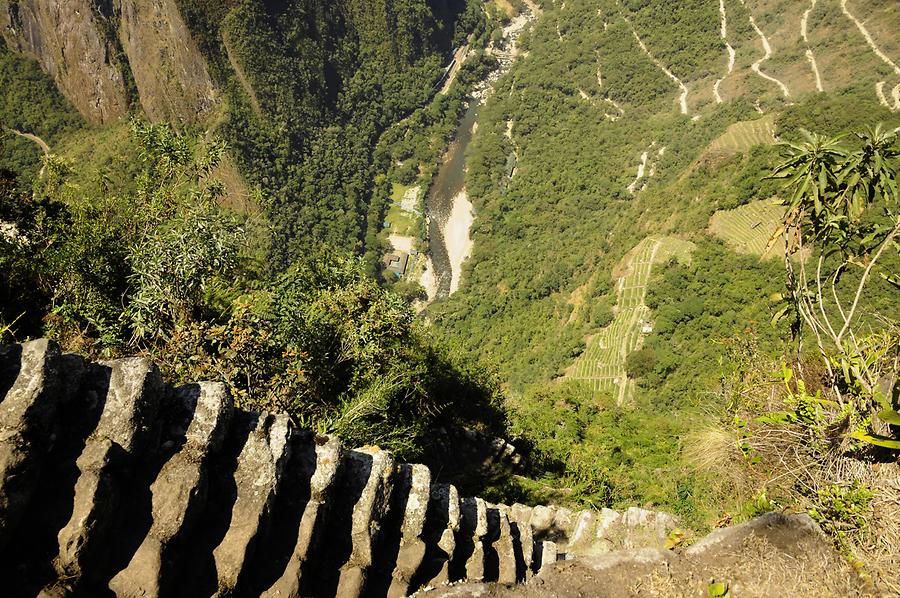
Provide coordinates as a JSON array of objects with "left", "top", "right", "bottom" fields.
[{"left": 382, "top": 252, "right": 410, "bottom": 278}]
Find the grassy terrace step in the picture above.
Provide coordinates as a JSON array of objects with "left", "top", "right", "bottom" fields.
[{"left": 709, "top": 198, "right": 785, "bottom": 258}]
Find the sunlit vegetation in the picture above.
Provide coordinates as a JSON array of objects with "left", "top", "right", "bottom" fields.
[
  {"left": 706, "top": 114, "right": 776, "bottom": 154},
  {"left": 708, "top": 198, "right": 783, "bottom": 258},
  {"left": 0, "top": 44, "right": 83, "bottom": 179},
  {"left": 568, "top": 236, "right": 694, "bottom": 404},
  {"left": 428, "top": 0, "right": 899, "bottom": 525}
]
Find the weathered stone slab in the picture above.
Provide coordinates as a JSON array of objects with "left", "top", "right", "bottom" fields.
[
  {"left": 568, "top": 510, "right": 597, "bottom": 554},
  {"left": 54, "top": 358, "right": 164, "bottom": 582},
  {"left": 411, "top": 482, "right": 460, "bottom": 591},
  {"left": 109, "top": 382, "right": 233, "bottom": 596},
  {"left": 262, "top": 434, "right": 342, "bottom": 598},
  {"left": 387, "top": 463, "right": 431, "bottom": 598},
  {"left": 212, "top": 413, "right": 292, "bottom": 594},
  {"left": 335, "top": 447, "right": 395, "bottom": 598},
  {"left": 529, "top": 504, "right": 556, "bottom": 535},
  {"left": 0, "top": 340, "right": 62, "bottom": 547},
  {"left": 461, "top": 497, "right": 488, "bottom": 582},
  {"left": 495, "top": 512, "right": 517, "bottom": 584},
  {"left": 539, "top": 540, "right": 557, "bottom": 571},
  {"left": 509, "top": 503, "right": 533, "bottom": 527},
  {"left": 516, "top": 520, "right": 534, "bottom": 576},
  {"left": 553, "top": 507, "right": 576, "bottom": 536}
]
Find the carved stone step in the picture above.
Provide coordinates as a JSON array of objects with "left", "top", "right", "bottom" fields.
[
  {"left": 53, "top": 357, "right": 164, "bottom": 588},
  {"left": 0, "top": 340, "right": 64, "bottom": 548},
  {"left": 592, "top": 507, "right": 677, "bottom": 553},
  {"left": 212, "top": 412, "right": 292, "bottom": 594},
  {"left": 307, "top": 446, "right": 395, "bottom": 597},
  {"left": 408, "top": 483, "right": 460, "bottom": 592},
  {"left": 335, "top": 448, "right": 396, "bottom": 598},
  {"left": 456, "top": 497, "right": 488, "bottom": 583},
  {"left": 385, "top": 463, "right": 431, "bottom": 598},
  {"left": 494, "top": 510, "right": 518, "bottom": 584},
  {"left": 508, "top": 503, "right": 533, "bottom": 529},
  {"left": 538, "top": 540, "right": 558, "bottom": 572},
  {"left": 567, "top": 510, "right": 597, "bottom": 555},
  {"left": 262, "top": 433, "right": 342, "bottom": 598},
  {"left": 529, "top": 504, "right": 556, "bottom": 537},
  {"left": 108, "top": 382, "right": 233, "bottom": 596},
  {"left": 516, "top": 519, "right": 535, "bottom": 578}
]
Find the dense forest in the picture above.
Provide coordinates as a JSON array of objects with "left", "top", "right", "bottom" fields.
[
  {"left": 183, "top": 0, "right": 490, "bottom": 266},
  {"left": 0, "top": 45, "right": 82, "bottom": 180}
]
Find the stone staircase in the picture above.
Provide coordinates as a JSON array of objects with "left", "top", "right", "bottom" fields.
[{"left": 0, "top": 340, "right": 680, "bottom": 597}]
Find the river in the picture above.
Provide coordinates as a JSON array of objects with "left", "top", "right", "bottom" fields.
[
  {"left": 421, "top": 3, "right": 538, "bottom": 302},
  {"left": 423, "top": 103, "right": 479, "bottom": 300}
]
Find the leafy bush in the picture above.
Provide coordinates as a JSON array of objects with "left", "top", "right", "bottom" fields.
[
  {"left": 625, "top": 347, "right": 657, "bottom": 379},
  {"left": 0, "top": 121, "right": 507, "bottom": 459}
]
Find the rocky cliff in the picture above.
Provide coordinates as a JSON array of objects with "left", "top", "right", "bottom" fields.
[
  {"left": 0, "top": 0, "right": 216, "bottom": 124},
  {"left": 0, "top": 0, "right": 130, "bottom": 123},
  {"left": 0, "top": 340, "right": 870, "bottom": 597}
]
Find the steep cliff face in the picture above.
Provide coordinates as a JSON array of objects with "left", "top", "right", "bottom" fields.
[
  {"left": 116, "top": 0, "right": 217, "bottom": 123},
  {"left": 0, "top": 0, "right": 129, "bottom": 124},
  {"left": 0, "top": 0, "right": 217, "bottom": 124}
]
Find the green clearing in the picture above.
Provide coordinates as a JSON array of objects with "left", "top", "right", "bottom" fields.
[
  {"left": 568, "top": 235, "right": 695, "bottom": 404},
  {"left": 384, "top": 183, "right": 422, "bottom": 238},
  {"left": 706, "top": 114, "right": 777, "bottom": 154},
  {"left": 709, "top": 198, "right": 784, "bottom": 258},
  {"left": 384, "top": 205, "right": 419, "bottom": 237},
  {"left": 391, "top": 182, "right": 411, "bottom": 203}
]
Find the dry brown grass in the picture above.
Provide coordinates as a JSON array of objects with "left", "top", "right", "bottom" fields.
[
  {"left": 680, "top": 340, "right": 900, "bottom": 594},
  {"left": 737, "top": 398, "right": 900, "bottom": 593},
  {"left": 628, "top": 531, "right": 875, "bottom": 598}
]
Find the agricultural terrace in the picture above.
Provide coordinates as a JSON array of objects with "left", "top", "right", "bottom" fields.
[
  {"left": 568, "top": 236, "right": 695, "bottom": 405},
  {"left": 706, "top": 114, "right": 777, "bottom": 154},
  {"left": 709, "top": 198, "right": 784, "bottom": 259}
]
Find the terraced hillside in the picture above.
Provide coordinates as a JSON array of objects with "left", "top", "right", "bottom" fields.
[
  {"left": 568, "top": 236, "right": 695, "bottom": 404},
  {"left": 709, "top": 198, "right": 785, "bottom": 258},
  {"left": 706, "top": 114, "right": 777, "bottom": 154}
]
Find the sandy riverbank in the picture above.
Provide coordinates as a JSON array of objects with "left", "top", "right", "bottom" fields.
[
  {"left": 419, "top": 257, "right": 438, "bottom": 306},
  {"left": 443, "top": 190, "right": 475, "bottom": 295}
]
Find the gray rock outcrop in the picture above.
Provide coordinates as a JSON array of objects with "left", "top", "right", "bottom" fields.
[
  {"left": 0, "top": 0, "right": 217, "bottom": 124},
  {"left": 0, "top": 341, "right": 581, "bottom": 596}
]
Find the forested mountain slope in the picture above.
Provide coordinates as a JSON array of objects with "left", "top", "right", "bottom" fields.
[
  {"left": 433, "top": 0, "right": 899, "bottom": 393},
  {"left": 426, "top": 0, "right": 900, "bottom": 553},
  {"left": 0, "top": 0, "right": 483, "bottom": 262}
]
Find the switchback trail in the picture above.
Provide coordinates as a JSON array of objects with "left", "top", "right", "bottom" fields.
[
  {"left": 840, "top": 0, "right": 900, "bottom": 111},
  {"left": 743, "top": 5, "right": 791, "bottom": 98},
  {"left": 624, "top": 17, "right": 689, "bottom": 115},
  {"left": 9, "top": 129, "right": 50, "bottom": 155},
  {"left": 801, "top": 0, "right": 825, "bottom": 92},
  {"left": 8, "top": 128, "right": 50, "bottom": 177},
  {"left": 714, "top": 0, "right": 736, "bottom": 104},
  {"left": 840, "top": 0, "right": 900, "bottom": 75}
]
